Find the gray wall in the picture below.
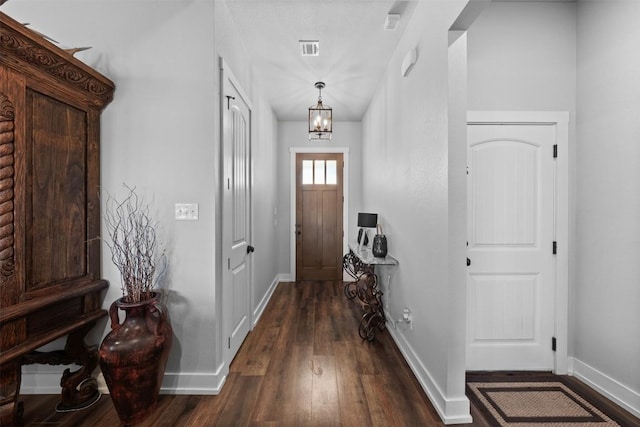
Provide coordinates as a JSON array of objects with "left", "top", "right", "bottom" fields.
[
  {"left": 468, "top": 0, "right": 639, "bottom": 416},
  {"left": 361, "top": 1, "right": 471, "bottom": 423},
  {"left": 574, "top": 0, "right": 640, "bottom": 412}
]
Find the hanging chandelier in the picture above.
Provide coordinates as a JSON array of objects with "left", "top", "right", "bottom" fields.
[{"left": 308, "top": 81, "right": 332, "bottom": 141}]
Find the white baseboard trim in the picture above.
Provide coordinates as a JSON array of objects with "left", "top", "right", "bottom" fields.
[
  {"left": 253, "top": 274, "right": 281, "bottom": 326},
  {"left": 568, "top": 357, "right": 640, "bottom": 418},
  {"left": 21, "top": 364, "right": 228, "bottom": 396},
  {"left": 386, "top": 327, "right": 472, "bottom": 425},
  {"left": 20, "top": 367, "right": 69, "bottom": 394},
  {"left": 158, "top": 366, "right": 226, "bottom": 395},
  {"left": 279, "top": 273, "right": 294, "bottom": 282}
]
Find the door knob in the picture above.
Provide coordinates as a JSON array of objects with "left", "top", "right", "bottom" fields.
[{"left": 247, "top": 245, "right": 255, "bottom": 254}]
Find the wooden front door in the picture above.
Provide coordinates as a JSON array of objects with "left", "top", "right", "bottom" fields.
[
  {"left": 466, "top": 122, "right": 556, "bottom": 371},
  {"left": 296, "top": 153, "right": 343, "bottom": 280}
]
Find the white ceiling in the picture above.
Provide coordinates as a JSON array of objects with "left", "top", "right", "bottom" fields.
[{"left": 224, "top": 0, "right": 418, "bottom": 121}]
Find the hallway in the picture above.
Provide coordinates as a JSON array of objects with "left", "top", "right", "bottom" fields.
[{"left": 1, "top": 0, "right": 639, "bottom": 424}]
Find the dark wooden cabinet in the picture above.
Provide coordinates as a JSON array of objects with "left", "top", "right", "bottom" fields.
[{"left": 0, "top": 12, "right": 114, "bottom": 426}]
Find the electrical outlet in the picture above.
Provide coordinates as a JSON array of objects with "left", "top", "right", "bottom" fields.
[
  {"left": 175, "top": 203, "right": 198, "bottom": 220},
  {"left": 400, "top": 307, "right": 413, "bottom": 330}
]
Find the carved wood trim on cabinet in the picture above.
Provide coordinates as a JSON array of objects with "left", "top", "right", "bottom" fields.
[
  {"left": 0, "top": 13, "right": 113, "bottom": 108},
  {"left": 0, "top": 11, "right": 115, "bottom": 426},
  {"left": 0, "top": 93, "right": 16, "bottom": 284}
]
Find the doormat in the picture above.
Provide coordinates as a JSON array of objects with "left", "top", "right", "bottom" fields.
[{"left": 467, "top": 380, "right": 621, "bottom": 426}]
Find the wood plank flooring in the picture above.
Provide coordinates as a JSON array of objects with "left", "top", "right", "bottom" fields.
[{"left": 18, "top": 281, "right": 639, "bottom": 426}]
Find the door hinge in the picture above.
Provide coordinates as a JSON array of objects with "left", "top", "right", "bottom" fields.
[
  {"left": 552, "top": 241, "right": 557, "bottom": 255},
  {"left": 552, "top": 336, "right": 557, "bottom": 352},
  {"left": 553, "top": 144, "right": 558, "bottom": 158},
  {"left": 228, "top": 337, "right": 231, "bottom": 349},
  {"left": 227, "top": 178, "right": 230, "bottom": 190},
  {"left": 228, "top": 258, "right": 231, "bottom": 269}
]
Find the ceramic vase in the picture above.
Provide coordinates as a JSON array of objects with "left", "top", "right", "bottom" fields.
[
  {"left": 99, "top": 292, "right": 172, "bottom": 426},
  {"left": 372, "top": 234, "right": 388, "bottom": 258}
]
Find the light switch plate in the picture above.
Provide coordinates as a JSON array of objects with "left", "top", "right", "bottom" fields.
[{"left": 175, "top": 203, "right": 198, "bottom": 220}]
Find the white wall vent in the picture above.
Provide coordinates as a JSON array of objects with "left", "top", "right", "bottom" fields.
[{"left": 300, "top": 40, "right": 320, "bottom": 56}]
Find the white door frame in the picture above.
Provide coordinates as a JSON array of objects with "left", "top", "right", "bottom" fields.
[
  {"left": 289, "top": 147, "right": 349, "bottom": 281},
  {"left": 220, "top": 57, "right": 254, "bottom": 365},
  {"left": 467, "top": 111, "right": 569, "bottom": 374}
]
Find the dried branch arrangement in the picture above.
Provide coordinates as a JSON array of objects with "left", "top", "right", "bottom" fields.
[{"left": 103, "top": 185, "right": 161, "bottom": 303}]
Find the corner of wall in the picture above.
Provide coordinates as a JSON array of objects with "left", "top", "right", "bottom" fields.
[
  {"left": 386, "top": 327, "right": 472, "bottom": 424},
  {"left": 568, "top": 357, "right": 640, "bottom": 419}
]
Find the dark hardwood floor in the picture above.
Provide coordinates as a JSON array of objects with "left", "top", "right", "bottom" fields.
[{"left": 19, "top": 281, "right": 639, "bottom": 426}]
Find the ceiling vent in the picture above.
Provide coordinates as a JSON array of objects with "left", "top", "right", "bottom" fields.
[{"left": 300, "top": 40, "right": 320, "bottom": 56}]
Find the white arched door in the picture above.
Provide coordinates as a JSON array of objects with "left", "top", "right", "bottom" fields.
[{"left": 466, "top": 121, "right": 557, "bottom": 371}]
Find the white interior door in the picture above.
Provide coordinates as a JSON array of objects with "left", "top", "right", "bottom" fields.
[
  {"left": 222, "top": 60, "right": 252, "bottom": 362},
  {"left": 466, "top": 122, "right": 556, "bottom": 371}
]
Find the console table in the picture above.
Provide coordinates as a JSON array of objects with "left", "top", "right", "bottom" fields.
[{"left": 342, "top": 243, "right": 398, "bottom": 341}]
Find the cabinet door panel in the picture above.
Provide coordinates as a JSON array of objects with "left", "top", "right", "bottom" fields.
[{"left": 27, "top": 90, "right": 87, "bottom": 290}]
